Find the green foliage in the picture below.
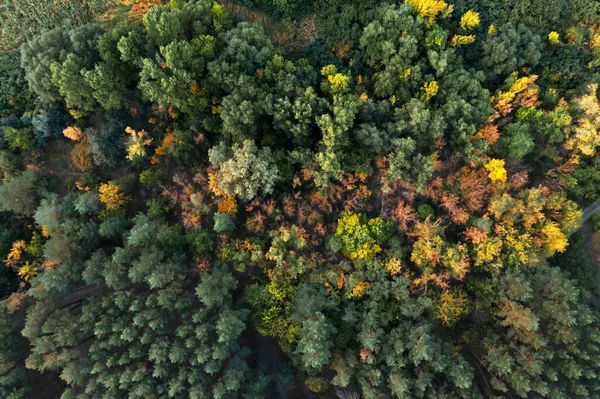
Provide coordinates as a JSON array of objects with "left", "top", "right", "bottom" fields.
[
  {"left": 4, "top": 1, "right": 600, "bottom": 398},
  {"left": 387, "top": 138, "right": 435, "bottom": 191},
  {"left": 417, "top": 204, "right": 435, "bottom": 220},
  {"left": 450, "top": 0, "right": 599, "bottom": 31},
  {"left": 139, "top": 167, "right": 163, "bottom": 187},
  {"left": 480, "top": 23, "right": 543, "bottom": 78},
  {"left": 85, "top": 112, "right": 127, "bottom": 168},
  {"left": 0, "top": 0, "right": 109, "bottom": 51},
  {"left": 0, "top": 169, "right": 39, "bottom": 215},
  {"left": 246, "top": 281, "right": 300, "bottom": 348},
  {"left": 209, "top": 140, "right": 279, "bottom": 200},
  {"left": 214, "top": 212, "right": 237, "bottom": 234},
  {"left": 21, "top": 24, "right": 102, "bottom": 104},
  {"left": 0, "top": 52, "right": 31, "bottom": 117},
  {"left": 335, "top": 212, "right": 393, "bottom": 261},
  {"left": 497, "top": 121, "right": 535, "bottom": 161},
  {"left": 0, "top": 306, "right": 30, "bottom": 397},
  {"left": 187, "top": 229, "right": 214, "bottom": 255},
  {"left": 3, "top": 127, "right": 32, "bottom": 151}
]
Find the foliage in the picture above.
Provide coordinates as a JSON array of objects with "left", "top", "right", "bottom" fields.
[
  {"left": 0, "top": 169, "right": 39, "bottom": 215},
  {"left": 484, "top": 158, "right": 507, "bottom": 182},
  {"left": 209, "top": 140, "right": 279, "bottom": 200},
  {"left": 3, "top": 127, "right": 32, "bottom": 151},
  {"left": 0, "top": 0, "right": 110, "bottom": 51},
  {"left": 335, "top": 212, "right": 392, "bottom": 261},
  {"left": 98, "top": 181, "right": 126, "bottom": 211},
  {"left": 459, "top": 10, "right": 480, "bottom": 30},
  {"left": 4, "top": 0, "right": 600, "bottom": 397},
  {"left": 214, "top": 211, "right": 237, "bottom": 234},
  {"left": 125, "top": 126, "right": 152, "bottom": 161}
]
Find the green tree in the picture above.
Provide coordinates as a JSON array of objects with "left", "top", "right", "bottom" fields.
[
  {"left": 0, "top": 168, "right": 39, "bottom": 215},
  {"left": 209, "top": 140, "right": 279, "bottom": 200}
]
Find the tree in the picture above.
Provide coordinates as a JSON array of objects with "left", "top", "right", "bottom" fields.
[
  {"left": 21, "top": 24, "right": 102, "bottom": 104},
  {"left": 0, "top": 0, "right": 108, "bottom": 51},
  {"left": 208, "top": 140, "right": 279, "bottom": 200},
  {"left": 214, "top": 212, "right": 237, "bottom": 234},
  {"left": 480, "top": 23, "right": 543, "bottom": 79},
  {"left": 98, "top": 181, "right": 126, "bottom": 211},
  {"left": 3, "top": 127, "right": 32, "bottom": 151},
  {"left": 125, "top": 127, "right": 152, "bottom": 161},
  {"left": 0, "top": 168, "right": 39, "bottom": 215},
  {"left": 0, "top": 305, "right": 30, "bottom": 398},
  {"left": 23, "top": 213, "right": 256, "bottom": 397}
]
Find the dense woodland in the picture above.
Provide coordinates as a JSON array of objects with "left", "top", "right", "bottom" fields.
[{"left": 2, "top": 0, "right": 600, "bottom": 397}]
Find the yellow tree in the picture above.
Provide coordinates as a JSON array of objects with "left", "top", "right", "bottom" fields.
[
  {"left": 99, "top": 181, "right": 126, "bottom": 211},
  {"left": 568, "top": 84, "right": 600, "bottom": 156},
  {"left": 405, "top": 0, "right": 450, "bottom": 23},
  {"left": 125, "top": 126, "right": 153, "bottom": 161},
  {"left": 484, "top": 159, "right": 507, "bottom": 182}
]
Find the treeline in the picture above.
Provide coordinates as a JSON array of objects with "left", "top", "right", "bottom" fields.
[{"left": 0, "top": 0, "right": 600, "bottom": 398}]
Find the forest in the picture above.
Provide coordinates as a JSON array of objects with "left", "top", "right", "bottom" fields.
[{"left": 1, "top": 0, "right": 600, "bottom": 397}]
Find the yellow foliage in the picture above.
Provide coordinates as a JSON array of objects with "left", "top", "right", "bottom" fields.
[
  {"left": 437, "top": 289, "right": 467, "bottom": 326},
  {"left": 542, "top": 221, "right": 568, "bottom": 254},
  {"left": 335, "top": 41, "right": 351, "bottom": 59},
  {"left": 6, "top": 240, "right": 27, "bottom": 264},
  {"left": 548, "top": 31, "right": 560, "bottom": 44},
  {"left": 18, "top": 262, "right": 37, "bottom": 282},
  {"left": 99, "top": 181, "right": 126, "bottom": 211},
  {"left": 405, "top": 0, "right": 449, "bottom": 23},
  {"left": 305, "top": 377, "right": 328, "bottom": 393},
  {"left": 496, "top": 225, "right": 533, "bottom": 266},
  {"left": 411, "top": 235, "right": 444, "bottom": 267},
  {"left": 451, "top": 34, "right": 476, "bottom": 47},
  {"left": 566, "top": 28, "right": 582, "bottom": 44},
  {"left": 401, "top": 67, "right": 411, "bottom": 80},
  {"left": 442, "top": 244, "right": 470, "bottom": 279},
  {"left": 474, "top": 237, "right": 503, "bottom": 266},
  {"left": 208, "top": 171, "right": 227, "bottom": 197},
  {"left": 62, "top": 126, "right": 83, "bottom": 141},
  {"left": 460, "top": 10, "right": 480, "bottom": 31},
  {"left": 386, "top": 257, "right": 402, "bottom": 275},
  {"left": 351, "top": 281, "right": 373, "bottom": 298},
  {"left": 41, "top": 225, "right": 51, "bottom": 238},
  {"left": 484, "top": 159, "right": 507, "bottom": 182},
  {"left": 567, "top": 84, "right": 600, "bottom": 156},
  {"left": 591, "top": 34, "right": 600, "bottom": 49},
  {"left": 423, "top": 80, "right": 439, "bottom": 100},
  {"left": 321, "top": 64, "right": 337, "bottom": 76},
  {"left": 69, "top": 109, "right": 85, "bottom": 119},
  {"left": 488, "top": 24, "right": 496, "bottom": 34},
  {"left": 495, "top": 74, "right": 539, "bottom": 112},
  {"left": 217, "top": 196, "right": 238, "bottom": 214},
  {"left": 125, "top": 126, "right": 153, "bottom": 161},
  {"left": 71, "top": 142, "right": 93, "bottom": 172},
  {"left": 327, "top": 73, "right": 351, "bottom": 93},
  {"left": 335, "top": 212, "right": 385, "bottom": 261}
]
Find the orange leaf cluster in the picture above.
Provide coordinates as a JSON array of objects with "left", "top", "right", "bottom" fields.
[
  {"left": 63, "top": 126, "right": 83, "bottom": 141},
  {"left": 217, "top": 196, "right": 238, "bottom": 214}
]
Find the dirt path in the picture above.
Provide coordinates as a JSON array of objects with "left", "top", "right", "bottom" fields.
[{"left": 581, "top": 199, "right": 600, "bottom": 225}]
